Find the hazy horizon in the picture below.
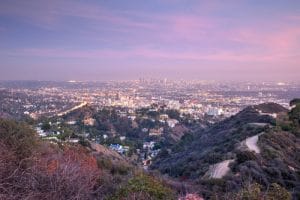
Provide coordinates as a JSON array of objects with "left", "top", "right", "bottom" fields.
[{"left": 0, "top": 0, "right": 300, "bottom": 81}]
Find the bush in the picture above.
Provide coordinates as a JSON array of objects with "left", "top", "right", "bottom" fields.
[
  {"left": 110, "top": 163, "right": 130, "bottom": 175},
  {"left": 0, "top": 118, "right": 38, "bottom": 159},
  {"left": 97, "top": 157, "right": 113, "bottom": 170},
  {"left": 280, "top": 123, "right": 292, "bottom": 131},
  {"left": 236, "top": 151, "right": 256, "bottom": 164},
  {"left": 41, "top": 122, "right": 51, "bottom": 131},
  {"left": 111, "top": 174, "right": 175, "bottom": 200},
  {"left": 235, "top": 183, "right": 262, "bottom": 200},
  {"left": 0, "top": 119, "right": 100, "bottom": 199},
  {"left": 290, "top": 99, "right": 300, "bottom": 107},
  {"left": 267, "top": 183, "right": 291, "bottom": 200},
  {"left": 289, "top": 100, "right": 300, "bottom": 128},
  {"left": 234, "top": 183, "right": 291, "bottom": 200},
  {"left": 97, "top": 157, "right": 130, "bottom": 175}
]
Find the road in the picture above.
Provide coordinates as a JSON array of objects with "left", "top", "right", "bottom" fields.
[
  {"left": 57, "top": 101, "right": 87, "bottom": 117},
  {"left": 209, "top": 159, "right": 234, "bottom": 179}
]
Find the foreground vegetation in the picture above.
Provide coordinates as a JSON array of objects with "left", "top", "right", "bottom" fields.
[
  {"left": 0, "top": 118, "right": 174, "bottom": 200},
  {"left": 1, "top": 99, "right": 299, "bottom": 199}
]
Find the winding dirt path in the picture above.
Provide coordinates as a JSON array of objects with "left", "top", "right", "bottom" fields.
[
  {"left": 208, "top": 159, "right": 234, "bottom": 178},
  {"left": 245, "top": 135, "right": 260, "bottom": 153}
]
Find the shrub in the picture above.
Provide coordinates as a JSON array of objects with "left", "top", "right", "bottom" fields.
[
  {"left": 236, "top": 151, "right": 256, "bottom": 164},
  {"left": 41, "top": 122, "right": 51, "bottom": 131},
  {"left": 234, "top": 183, "right": 292, "bottom": 200},
  {"left": 280, "top": 123, "right": 292, "bottom": 131},
  {"left": 267, "top": 183, "right": 291, "bottom": 200},
  {"left": 110, "top": 163, "right": 130, "bottom": 175},
  {"left": 0, "top": 139, "right": 103, "bottom": 199},
  {"left": 97, "top": 156, "right": 130, "bottom": 175},
  {"left": 111, "top": 174, "right": 175, "bottom": 200},
  {"left": 97, "top": 157, "right": 113, "bottom": 170},
  {"left": 235, "top": 183, "right": 262, "bottom": 200},
  {"left": 0, "top": 118, "right": 38, "bottom": 159}
]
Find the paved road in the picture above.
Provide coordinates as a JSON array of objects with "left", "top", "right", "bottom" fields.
[{"left": 57, "top": 101, "right": 87, "bottom": 116}]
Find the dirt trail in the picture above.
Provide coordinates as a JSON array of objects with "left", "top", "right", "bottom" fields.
[
  {"left": 245, "top": 135, "right": 260, "bottom": 153},
  {"left": 208, "top": 159, "right": 234, "bottom": 179}
]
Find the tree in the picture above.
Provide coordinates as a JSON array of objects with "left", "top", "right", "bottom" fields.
[
  {"left": 288, "top": 99, "right": 300, "bottom": 134},
  {"left": 166, "top": 109, "right": 181, "bottom": 120},
  {"left": 289, "top": 99, "right": 300, "bottom": 107},
  {"left": 42, "top": 122, "right": 51, "bottom": 131},
  {"left": 0, "top": 118, "right": 38, "bottom": 159}
]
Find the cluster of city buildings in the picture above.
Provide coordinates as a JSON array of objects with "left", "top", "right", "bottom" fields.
[{"left": 1, "top": 80, "right": 296, "bottom": 121}]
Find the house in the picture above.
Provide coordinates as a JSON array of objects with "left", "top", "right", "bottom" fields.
[
  {"left": 83, "top": 117, "right": 95, "bottom": 126},
  {"left": 149, "top": 128, "right": 163, "bottom": 136},
  {"left": 142, "top": 128, "right": 148, "bottom": 133},
  {"left": 150, "top": 149, "right": 160, "bottom": 157},
  {"left": 66, "top": 120, "right": 76, "bottom": 125},
  {"left": 143, "top": 159, "right": 152, "bottom": 166},
  {"left": 35, "top": 127, "right": 46, "bottom": 137},
  {"left": 128, "top": 115, "right": 136, "bottom": 120},
  {"left": 109, "top": 144, "right": 129, "bottom": 154},
  {"left": 159, "top": 114, "right": 169, "bottom": 121},
  {"left": 143, "top": 141, "right": 155, "bottom": 149},
  {"left": 67, "top": 138, "right": 79, "bottom": 143},
  {"left": 159, "top": 119, "right": 165, "bottom": 123},
  {"left": 167, "top": 119, "right": 179, "bottom": 128},
  {"left": 207, "top": 107, "right": 223, "bottom": 116},
  {"left": 120, "top": 136, "right": 126, "bottom": 141}
]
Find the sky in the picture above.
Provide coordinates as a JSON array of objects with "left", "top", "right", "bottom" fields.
[{"left": 0, "top": 0, "right": 300, "bottom": 81}]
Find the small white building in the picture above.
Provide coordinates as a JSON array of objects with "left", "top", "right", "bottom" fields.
[
  {"left": 66, "top": 121, "right": 76, "bottom": 125},
  {"left": 149, "top": 128, "right": 163, "bottom": 136},
  {"left": 35, "top": 127, "right": 46, "bottom": 137},
  {"left": 167, "top": 119, "right": 179, "bottom": 128},
  {"left": 142, "top": 128, "right": 148, "bottom": 133},
  {"left": 120, "top": 136, "right": 126, "bottom": 141}
]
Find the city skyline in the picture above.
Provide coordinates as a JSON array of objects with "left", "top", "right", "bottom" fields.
[{"left": 0, "top": 0, "right": 300, "bottom": 81}]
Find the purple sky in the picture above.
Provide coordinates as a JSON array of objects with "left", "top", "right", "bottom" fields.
[{"left": 0, "top": 0, "right": 300, "bottom": 81}]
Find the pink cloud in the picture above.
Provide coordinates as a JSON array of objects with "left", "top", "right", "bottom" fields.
[
  {"left": 1, "top": 0, "right": 300, "bottom": 66},
  {"left": 224, "top": 22, "right": 300, "bottom": 61},
  {"left": 9, "top": 46, "right": 299, "bottom": 64},
  {"left": 167, "top": 15, "right": 214, "bottom": 40},
  {"left": 286, "top": 15, "right": 300, "bottom": 21}
]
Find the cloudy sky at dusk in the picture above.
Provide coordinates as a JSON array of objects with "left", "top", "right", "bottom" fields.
[{"left": 0, "top": 0, "right": 299, "bottom": 81}]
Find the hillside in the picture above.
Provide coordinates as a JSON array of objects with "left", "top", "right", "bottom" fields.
[
  {"left": 151, "top": 102, "right": 299, "bottom": 199},
  {"left": 151, "top": 103, "right": 282, "bottom": 177},
  {"left": 254, "top": 102, "right": 288, "bottom": 113},
  {"left": 0, "top": 118, "right": 176, "bottom": 200},
  {"left": 1, "top": 102, "right": 298, "bottom": 199}
]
